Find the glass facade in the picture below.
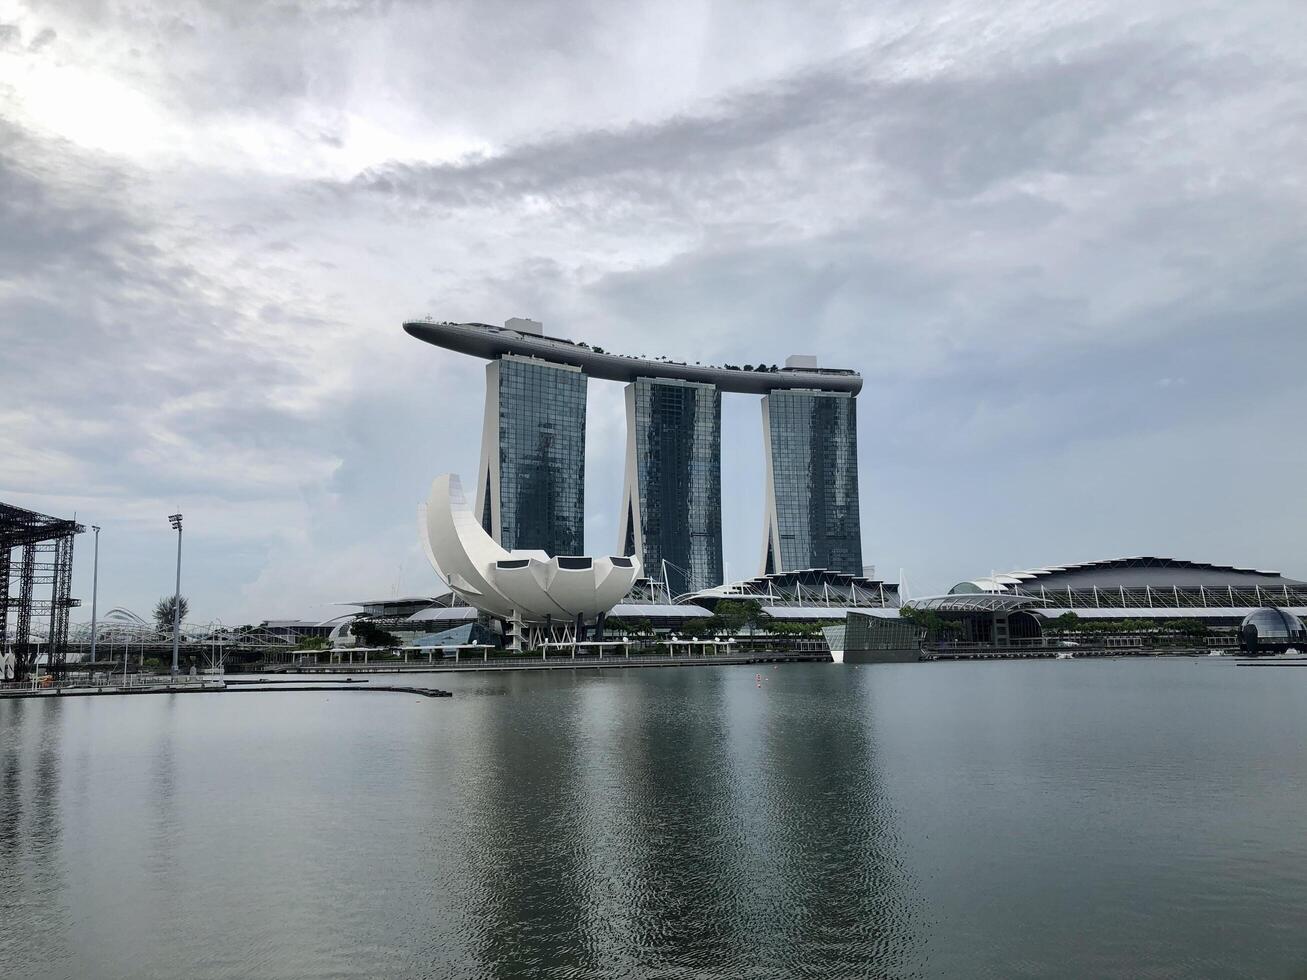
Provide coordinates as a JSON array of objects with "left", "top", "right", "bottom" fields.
[
  {"left": 1241, "top": 607, "right": 1305, "bottom": 640},
  {"left": 628, "top": 378, "right": 722, "bottom": 596},
  {"left": 493, "top": 357, "right": 586, "bottom": 555},
  {"left": 844, "top": 612, "right": 921, "bottom": 652},
  {"left": 764, "top": 390, "right": 863, "bottom": 575}
]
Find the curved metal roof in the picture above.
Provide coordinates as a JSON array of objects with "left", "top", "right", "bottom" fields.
[
  {"left": 954, "top": 556, "right": 1298, "bottom": 593},
  {"left": 688, "top": 567, "right": 898, "bottom": 599},
  {"left": 407, "top": 606, "right": 478, "bottom": 622},
  {"left": 761, "top": 605, "right": 898, "bottom": 619},
  {"left": 609, "top": 603, "right": 713, "bottom": 618},
  {"left": 906, "top": 593, "right": 1050, "bottom": 613},
  {"left": 404, "top": 320, "right": 863, "bottom": 395}
]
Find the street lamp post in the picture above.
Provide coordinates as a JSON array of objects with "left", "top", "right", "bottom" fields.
[
  {"left": 168, "top": 513, "right": 183, "bottom": 678},
  {"left": 89, "top": 525, "right": 101, "bottom": 666}
]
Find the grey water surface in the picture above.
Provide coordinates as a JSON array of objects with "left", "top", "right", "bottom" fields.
[{"left": 3, "top": 659, "right": 1307, "bottom": 979}]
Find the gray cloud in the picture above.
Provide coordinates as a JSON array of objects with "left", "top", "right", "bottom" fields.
[{"left": 1, "top": 0, "right": 1304, "bottom": 621}]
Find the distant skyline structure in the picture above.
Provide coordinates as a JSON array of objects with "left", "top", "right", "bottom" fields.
[
  {"left": 761, "top": 388, "right": 863, "bottom": 576},
  {"left": 618, "top": 377, "right": 722, "bottom": 597},
  {"left": 404, "top": 318, "right": 865, "bottom": 583},
  {"left": 476, "top": 352, "right": 587, "bottom": 556}
]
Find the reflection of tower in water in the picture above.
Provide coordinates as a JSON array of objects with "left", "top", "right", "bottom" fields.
[
  {"left": 459, "top": 672, "right": 603, "bottom": 977},
  {"left": 458, "top": 669, "right": 923, "bottom": 977},
  {"left": 754, "top": 669, "right": 923, "bottom": 974},
  {"left": 623, "top": 667, "right": 923, "bottom": 975},
  {"left": 0, "top": 699, "right": 70, "bottom": 960}
]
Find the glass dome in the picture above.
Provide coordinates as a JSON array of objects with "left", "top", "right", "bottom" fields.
[{"left": 1241, "top": 607, "right": 1306, "bottom": 640}]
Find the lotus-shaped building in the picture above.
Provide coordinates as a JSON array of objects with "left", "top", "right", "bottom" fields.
[{"left": 419, "top": 474, "right": 641, "bottom": 649}]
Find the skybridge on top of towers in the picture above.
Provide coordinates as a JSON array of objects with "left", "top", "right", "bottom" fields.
[{"left": 402, "top": 318, "right": 863, "bottom": 395}]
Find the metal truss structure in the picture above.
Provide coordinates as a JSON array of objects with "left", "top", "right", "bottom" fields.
[
  {"left": 685, "top": 568, "right": 901, "bottom": 609},
  {"left": 622, "top": 577, "right": 673, "bottom": 604},
  {"left": 1, "top": 502, "right": 84, "bottom": 678},
  {"left": 69, "top": 609, "right": 343, "bottom": 663},
  {"left": 905, "top": 592, "right": 1050, "bottom": 614},
  {"left": 1014, "top": 584, "right": 1307, "bottom": 611}
]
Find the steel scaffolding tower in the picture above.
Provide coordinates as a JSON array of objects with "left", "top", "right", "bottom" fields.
[{"left": 1, "top": 502, "right": 84, "bottom": 679}]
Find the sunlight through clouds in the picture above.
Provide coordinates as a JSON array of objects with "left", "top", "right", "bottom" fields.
[{"left": 1, "top": 0, "right": 1304, "bottom": 622}]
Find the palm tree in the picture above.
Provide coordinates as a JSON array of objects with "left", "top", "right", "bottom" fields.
[{"left": 154, "top": 595, "right": 190, "bottom": 634}]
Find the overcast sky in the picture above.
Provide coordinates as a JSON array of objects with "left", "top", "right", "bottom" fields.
[{"left": 2, "top": 0, "right": 1304, "bottom": 626}]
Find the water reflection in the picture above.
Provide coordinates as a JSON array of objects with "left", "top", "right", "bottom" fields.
[
  {"left": 462, "top": 671, "right": 600, "bottom": 977},
  {"left": 146, "top": 696, "right": 180, "bottom": 891},
  {"left": 0, "top": 700, "right": 27, "bottom": 850},
  {"left": 454, "top": 667, "right": 923, "bottom": 978},
  {"left": 755, "top": 670, "right": 921, "bottom": 975},
  {"left": 0, "top": 700, "right": 69, "bottom": 975},
  {"left": 617, "top": 667, "right": 761, "bottom": 972},
  {"left": 13, "top": 663, "right": 1307, "bottom": 978}
]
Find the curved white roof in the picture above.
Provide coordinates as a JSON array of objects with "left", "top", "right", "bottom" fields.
[{"left": 421, "top": 473, "right": 641, "bottom": 625}]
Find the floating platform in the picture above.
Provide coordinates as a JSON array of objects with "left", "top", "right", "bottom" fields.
[
  {"left": 222, "top": 684, "right": 451, "bottom": 697},
  {"left": 0, "top": 680, "right": 227, "bottom": 699},
  {"left": 0, "top": 680, "right": 450, "bottom": 700},
  {"left": 223, "top": 677, "right": 368, "bottom": 685}
]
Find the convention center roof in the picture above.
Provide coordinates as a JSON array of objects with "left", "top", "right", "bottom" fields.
[{"left": 950, "top": 556, "right": 1302, "bottom": 594}]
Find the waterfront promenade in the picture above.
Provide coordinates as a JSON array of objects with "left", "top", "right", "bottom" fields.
[
  {"left": 0, "top": 648, "right": 826, "bottom": 698},
  {"left": 261, "top": 647, "right": 830, "bottom": 674}
]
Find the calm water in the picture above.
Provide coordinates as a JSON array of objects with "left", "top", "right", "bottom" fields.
[{"left": 3, "top": 659, "right": 1307, "bottom": 979}]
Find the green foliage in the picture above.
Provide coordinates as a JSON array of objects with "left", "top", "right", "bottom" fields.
[
  {"left": 681, "top": 617, "right": 718, "bottom": 638},
  {"left": 295, "top": 636, "right": 327, "bottom": 650},
  {"left": 764, "top": 619, "right": 836, "bottom": 636},
  {"left": 1052, "top": 612, "right": 1082, "bottom": 631},
  {"left": 712, "top": 599, "right": 769, "bottom": 633},
  {"left": 351, "top": 619, "right": 399, "bottom": 648},
  {"left": 153, "top": 595, "right": 190, "bottom": 633},
  {"left": 1050, "top": 615, "right": 1148, "bottom": 635},
  {"left": 898, "top": 606, "right": 961, "bottom": 636},
  {"left": 1045, "top": 613, "right": 1210, "bottom": 643},
  {"left": 1165, "top": 618, "right": 1209, "bottom": 638}
]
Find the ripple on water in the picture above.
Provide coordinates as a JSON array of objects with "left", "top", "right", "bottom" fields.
[{"left": 4, "top": 661, "right": 1307, "bottom": 978}]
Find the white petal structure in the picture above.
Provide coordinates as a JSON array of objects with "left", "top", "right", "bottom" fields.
[{"left": 421, "top": 474, "right": 641, "bottom": 629}]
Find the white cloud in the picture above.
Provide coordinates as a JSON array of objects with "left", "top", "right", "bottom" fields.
[{"left": 2, "top": 0, "right": 1305, "bottom": 620}]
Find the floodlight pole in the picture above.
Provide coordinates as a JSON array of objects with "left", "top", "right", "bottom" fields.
[
  {"left": 168, "top": 514, "right": 183, "bottom": 677},
  {"left": 88, "top": 525, "right": 101, "bottom": 665}
]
